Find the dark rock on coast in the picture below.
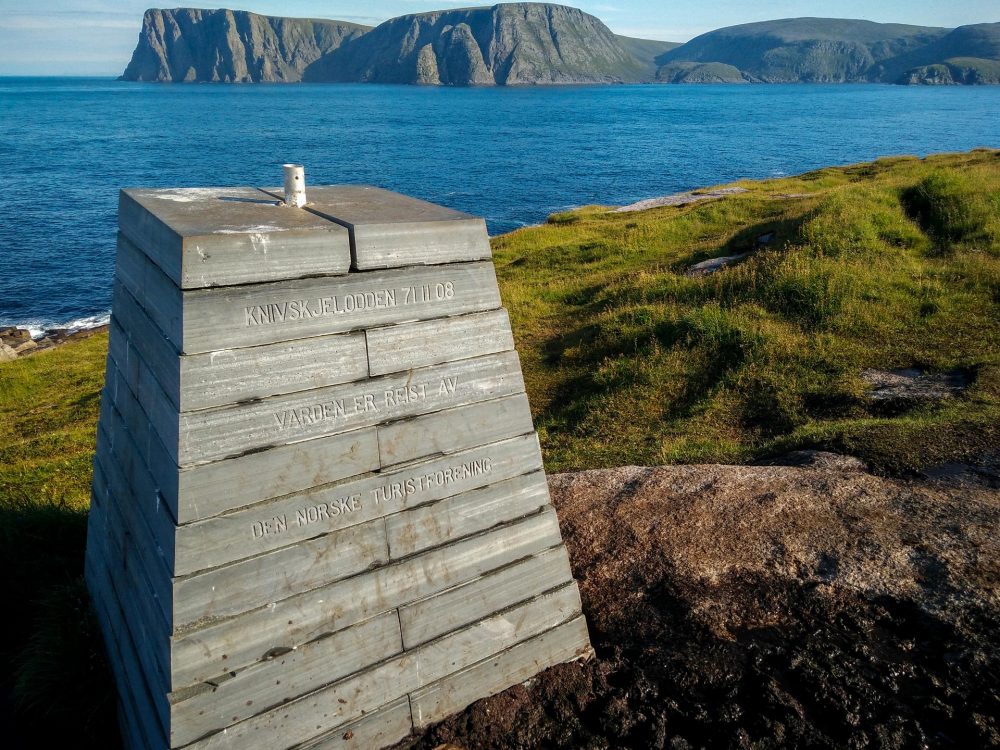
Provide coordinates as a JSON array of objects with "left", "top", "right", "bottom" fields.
[
  {"left": 614, "top": 186, "right": 749, "bottom": 213},
  {"left": 397, "top": 458, "right": 1000, "bottom": 748},
  {"left": 0, "top": 325, "right": 108, "bottom": 361}
]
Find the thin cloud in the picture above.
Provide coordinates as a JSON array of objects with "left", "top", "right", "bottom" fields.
[{"left": 0, "top": 12, "right": 137, "bottom": 31}]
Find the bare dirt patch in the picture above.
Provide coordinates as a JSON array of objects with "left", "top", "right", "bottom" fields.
[{"left": 395, "top": 456, "right": 1000, "bottom": 749}]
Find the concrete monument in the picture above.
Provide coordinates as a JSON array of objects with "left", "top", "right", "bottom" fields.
[{"left": 85, "top": 166, "right": 592, "bottom": 749}]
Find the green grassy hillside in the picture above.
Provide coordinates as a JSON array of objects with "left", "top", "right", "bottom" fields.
[
  {"left": 656, "top": 17, "right": 948, "bottom": 82},
  {"left": 880, "top": 23, "right": 1000, "bottom": 83},
  {"left": 494, "top": 149, "right": 1000, "bottom": 472},
  {"left": 1, "top": 149, "right": 998, "bottom": 744},
  {"left": 654, "top": 18, "right": 1000, "bottom": 84}
]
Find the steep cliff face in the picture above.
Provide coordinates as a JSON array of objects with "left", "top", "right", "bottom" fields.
[
  {"left": 120, "top": 9, "right": 370, "bottom": 82},
  {"left": 120, "top": 8, "right": 1000, "bottom": 86},
  {"left": 656, "top": 18, "right": 949, "bottom": 83},
  {"left": 304, "top": 3, "right": 651, "bottom": 85},
  {"left": 875, "top": 23, "right": 1000, "bottom": 84}
]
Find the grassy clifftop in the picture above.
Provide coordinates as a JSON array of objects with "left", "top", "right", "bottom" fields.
[
  {"left": 0, "top": 150, "right": 998, "bottom": 744},
  {"left": 495, "top": 149, "right": 1000, "bottom": 473}
]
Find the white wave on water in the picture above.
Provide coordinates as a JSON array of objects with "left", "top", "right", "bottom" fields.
[{"left": 9, "top": 312, "right": 112, "bottom": 340}]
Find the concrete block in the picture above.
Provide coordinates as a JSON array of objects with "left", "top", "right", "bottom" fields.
[
  {"left": 119, "top": 188, "right": 351, "bottom": 288},
  {"left": 111, "top": 282, "right": 177, "bottom": 407},
  {"left": 116, "top": 236, "right": 184, "bottom": 345},
  {"left": 87, "top": 540, "right": 170, "bottom": 748},
  {"left": 298, "top": 697, "right": 412, "bottom": 750},
  {"left": 172, "top": 517, "right": 388, "bottom": 630},
  {"left": 410, "top": 615, "right": 592, "bottom": 729},
  {"left": 87, "top": 517, "right": 171, "bottom": 707},
  {"left": 170, "top": 507, "right": 563, "bottom": 687},
  {"left": 406, "top": 583, "right": 583, "bottom": 691},
  {"left": 386, "top": 470, "right": 551, "bottom": 558},
  {"left": 261, "top": 184, "right": 491, "bottom": 270},
  {"left": 149, "top": 424, "right": 379, "bottom": 526},
  {"left": 398, "top": 544, "right": 575, "bottom": 649},
  {"left": 89, "top": 492, "right": 172, "bottom": 694},
  {"left": 89, "top": 590, "right": 163, "bottom": 750},
  {"left": 378, "top": 392, "right": 535, "bottom": 468},
  {"left": 114, "top": 229, "right": 147, "bottom": 302},
  {"left": 173, "top": 351, "right": 524, "bottom": 467},
  {"left": 89, "top": 458, "right": 108, "bottom": 518},
  {"left": 177, "top": 332, "right": 370, "bottom": 412},
  {"left": 100, "top": 397, "right": 177, "bottom": 571},
  {"left": 107, "top": 322, "right": 132, "bottom": 390},
  {"left": 180, "top": 428, "right": 380, "bottom": 524},
  {"left": 185, "top": 584, "right": 578, "bottom": 750},
  {"left": 366, "top": 308, "right": 515, "bottom": 376},
  {"left": 176, "top": 433, "right": 543, "bottom": 573},
  {"left": 151, "top": 260, "right": 502, "bottom": 355},
  {"left": 95, "top": 428, "right": 173, "bottom": 628},
  {"left": 112, "top": 280, "right": 370, "bottom": 412},
  {"left": 167, "top": 612, "right": 402, "bottom": 747},
  {"left": 92, "top": 182, "right": 591, "bottom": 749},
  {"left": 106, "top": 347, "right": 382, "bottom": 526}
]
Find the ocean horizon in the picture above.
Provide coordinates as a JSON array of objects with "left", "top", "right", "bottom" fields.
[{"left": 1, "top": 77, "right": 998, "bottom": 332}]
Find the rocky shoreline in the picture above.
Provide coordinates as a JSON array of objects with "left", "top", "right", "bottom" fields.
[{"left": 0, "top": 324, "right": 109, "bottom": 362}]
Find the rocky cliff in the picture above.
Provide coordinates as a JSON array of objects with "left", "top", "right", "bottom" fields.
[
  {"left": 303, "top": 3, "right": 655, "bottom": 85},
  {"left": 655, "top": 17, "right": 950, "bottom": 83},
  {"left": 120, "top": 8, "right": 370, "bottom": 82},
  {"left": 120, "top": 7, "right": 1000, "bottom": 86},
  {"left": 655, "top": 18, "right": 1000, "bottom": 84},
  {"left": 876, "top": 23, "right": 1000, "bottom": 84}
]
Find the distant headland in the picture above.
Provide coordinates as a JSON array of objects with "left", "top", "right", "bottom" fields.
[{"left": 120, "top": 4, "right": 1000, "bottom": 86}]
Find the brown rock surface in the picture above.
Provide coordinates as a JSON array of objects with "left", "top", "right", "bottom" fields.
[{"left": 396, "top": 457, "right": 1000, "bottom": 748}]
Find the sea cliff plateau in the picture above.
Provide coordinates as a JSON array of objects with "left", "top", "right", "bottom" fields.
[{"left": 120, "top": 5, "right": 1000, "bottom": 85}]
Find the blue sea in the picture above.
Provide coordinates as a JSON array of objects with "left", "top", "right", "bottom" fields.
[{"left": 1, "top": 78, "right": 998, "bottom": 333}]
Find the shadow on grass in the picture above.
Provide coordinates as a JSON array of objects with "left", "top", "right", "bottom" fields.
[
  {"left": 677, "top": 214, "right": 809, "bottom": 273},
  {"left": 0, "top": 502, "right": 118, "bottom": 749}
]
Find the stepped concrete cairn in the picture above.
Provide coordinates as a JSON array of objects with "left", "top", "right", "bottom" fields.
[{"left": 84, "top": 170, "right": 592, "bottom": 750}]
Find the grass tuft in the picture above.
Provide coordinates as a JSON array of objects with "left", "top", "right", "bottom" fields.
[{"left": 901, "top": 168, "right": 1000, "bottom": 254}]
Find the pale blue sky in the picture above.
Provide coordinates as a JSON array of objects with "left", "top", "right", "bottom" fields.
[{"left": 0, "top": 1, "right": 996, "bottom": 75}]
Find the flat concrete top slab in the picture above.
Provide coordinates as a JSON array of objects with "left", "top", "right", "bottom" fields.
[
  {"left": 263, "top": 185, "right": 475, "bottom": 226},
  {"left": 122, "top": 187, "right": 337, "bottom": 236},
  {"left": 260, "top": 185, "right": 491, "bottom": 270},
  {"left": 119, "top": 188, "right": 352, "bottom": 288}
]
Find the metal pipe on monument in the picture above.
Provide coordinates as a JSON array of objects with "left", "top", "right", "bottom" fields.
[{"left": 283, "top": 163, "right": 307, "bottom": 207}]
